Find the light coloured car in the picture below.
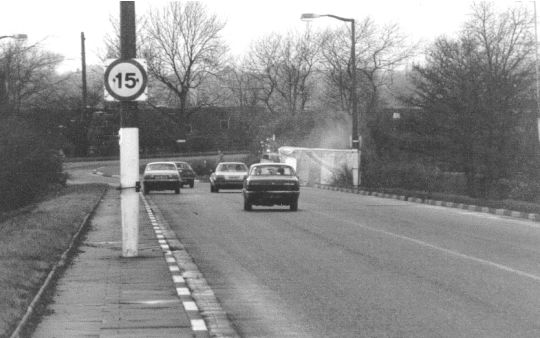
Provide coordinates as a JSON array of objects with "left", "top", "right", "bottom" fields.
[
  {"left": 142, "top": 162, "right": 181, "bottom": 194},
  {"left": 209, "top": 162, "right": 248, "bottom": 193}
]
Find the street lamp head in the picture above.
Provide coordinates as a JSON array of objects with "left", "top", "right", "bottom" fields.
[
  {"left": 13, "top": 34, "right": 27, "bottom": 40},
  {"left": 0, "top": 34, "right": 28, "bottom": 41},
  {"left": 300, "top": 13, "right": 320, "bottom": 20}
]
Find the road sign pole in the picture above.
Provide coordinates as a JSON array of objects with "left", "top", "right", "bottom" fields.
[{"left": 119, "top": 1, "right": 139, "bottom": 257}]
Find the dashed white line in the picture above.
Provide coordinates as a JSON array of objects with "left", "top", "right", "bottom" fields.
[
  {"left": 173, "top": 275, "right": 185, "bottom": 283},
  {"left": 183, "top": 301, "right": 199, "bottom": 311},
  {"left": 176, "top": 287, "right": 191, "bottom": 296},
  {"left": 191, "top": 319, "right": 208, "bottom": 331}
]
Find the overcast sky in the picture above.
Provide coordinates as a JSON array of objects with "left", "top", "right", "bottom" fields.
[{"left": 0, "top": 0, "right": 524, "bottom": 72}]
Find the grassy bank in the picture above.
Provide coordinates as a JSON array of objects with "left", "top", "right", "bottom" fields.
[{"left": 0, "top": 183, "right": 108, "bottom": 338}]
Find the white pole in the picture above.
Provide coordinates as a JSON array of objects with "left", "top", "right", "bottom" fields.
[{"left": 119, "top": 127, "right": 139, "bottom": 257}]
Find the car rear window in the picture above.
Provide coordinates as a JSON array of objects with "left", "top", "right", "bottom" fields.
[
  {"left": 217, "top": 163, "right": 247, "bottom": 172},
  {"left": 147, "top": 163, "right": 176, "bottom": 171},
  {"left": 251, "top": 165, "right": 294, "bottom": 176},
  {"left": 175, "top": 163, "right": 192, "bottom": 170}
]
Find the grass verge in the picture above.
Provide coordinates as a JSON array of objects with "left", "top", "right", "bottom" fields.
[{"left": 0, "top": 183, "right": 108, "bottom": 338}]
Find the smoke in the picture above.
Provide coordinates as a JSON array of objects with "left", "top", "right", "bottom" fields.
[{"left": 304, "top": 111, "right": 351, "bottom": 149}]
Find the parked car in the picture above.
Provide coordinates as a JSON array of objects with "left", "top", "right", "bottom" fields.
[
  {"left": 209, "top": 162, "right": 248, "bottom": 193},
  {"left": 142, "top": 162, "right": 181, "bottom": 194},
  {"left": 175, "top": 161, "right": 196, "bottom": 188},
  {"left": 243, "top": 163, "right": 300, "bottom": 211}
]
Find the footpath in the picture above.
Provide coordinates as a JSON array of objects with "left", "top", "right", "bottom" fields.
[{"left": 28, "top": 189, "right": 209, "bottom": 338}]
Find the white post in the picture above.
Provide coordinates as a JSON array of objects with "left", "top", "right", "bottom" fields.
[
  {"left": 119, "top": 127, "right": 139, "bottom": 257},
  {"left": 352, "top": 149, "right": 360, "bottom": 188}
]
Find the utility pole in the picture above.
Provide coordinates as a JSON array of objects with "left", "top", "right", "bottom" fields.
[
  {"left": 80, "top": 32, "right": 88, "bottom": 156},
  {"left": 533, "top": 1, "right": 540, "bottom": 143},
  {"left": 81, "top": 32, "right": 87, "bottom": 112},
  {"left": 119, "top": 1, "right": 139, "bottom": 257}
]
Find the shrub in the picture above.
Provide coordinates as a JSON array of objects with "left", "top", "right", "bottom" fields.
[
  {"left": 0, "top": 117, "right": 63, "bottom": 211},
  {"left": 330, "top": 164, "right": 353, "bottom": 187}
]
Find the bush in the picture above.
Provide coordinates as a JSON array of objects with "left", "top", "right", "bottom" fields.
[
  {"left": 330, "top": 164, "right": 353, "bottom": 187},
  {"left": 0, "top": 117, "right": 64, "bottom": 211},
  {"left": 507, "top": 176, "right": 540, "bottom": 203}
]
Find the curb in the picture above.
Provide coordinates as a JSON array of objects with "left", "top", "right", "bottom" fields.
[
  {"left": 313, "top": 184, "right": 540, "bottom": 223},
  {"left": 9, "top": 186, "right": 109, "bottom": 338}
]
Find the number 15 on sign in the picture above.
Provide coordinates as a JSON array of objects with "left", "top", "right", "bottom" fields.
[{"left": 104, "top": 59, "right": 148, "bottom": 102}]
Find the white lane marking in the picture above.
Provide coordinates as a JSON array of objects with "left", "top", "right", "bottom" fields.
[
  {"left": 166, "top": 257, "right": 176, "bottom": 263},
  {"left": 176, "top": 287, "right": 190, "bottom": 296},
  {"left": 169, "top": 265, "right": 180, "bottom": 272},
  {"left": 183, "top": 301, "right": 199, "bottom": 311},
  {"left": 173, "top": 275, "right": 185, "bottom": 283},
  {"left": 312, "top": 210, "right": 540, "bottom": 283},
  {"left": 191, "top": 319, "right": 208, "bottom": 331}
]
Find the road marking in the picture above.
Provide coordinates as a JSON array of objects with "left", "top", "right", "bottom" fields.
[
  {"left": 312, "top": 210, "right": 540, "bottom": 283},
  {"left": 173, "top": 275, "right": 185, "bottom": 283},
  {"left": 176, "top": 287, "right": 191, "bottom": 296},
  {"left": 191, "top": 319, "right": 208, "bottom": 331},
  {"left": 183, "top": 301, "right": 199, "bottom": 311}
]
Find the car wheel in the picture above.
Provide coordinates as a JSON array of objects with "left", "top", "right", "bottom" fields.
[
  {"left": 175, "top": 187, "right": 180, "bottom": 194},
  {"left": 244, "top": 198, "right": 252, "bottom": 211},
  {"left": 143, "top": 185, "right": 149, "bottom": 195},
  {"left": 290, "top": 200, "right": 298, "bottom": 211},
  {"left": 189, "top": 182, "right": 194, "bottom": 188}
]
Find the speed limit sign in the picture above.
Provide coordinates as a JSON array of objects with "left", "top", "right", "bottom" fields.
[{"left": 104, "top": 59, "right": 148, "bottom": 101}]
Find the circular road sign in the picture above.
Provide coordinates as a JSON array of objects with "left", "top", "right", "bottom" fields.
[{"left": 104, "top": 59, "right": 147, "bottom": 101}]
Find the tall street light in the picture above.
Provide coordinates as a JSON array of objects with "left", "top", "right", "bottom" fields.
[{"left": 301, "top": 13, "right": 360, "bottom": 187}]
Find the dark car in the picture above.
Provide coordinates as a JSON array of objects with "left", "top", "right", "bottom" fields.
[
  {"left": 142, "top": 162, "right": 181, "bottom": 194},
  {"left": 210, "top": 162, "right": 248, "bottom": 193},
  {"left": 242, "top": 163, "right": 300, "bottom": 211},
  {"left": 175, "top": 161, "right": 196, "bottom": 188}
]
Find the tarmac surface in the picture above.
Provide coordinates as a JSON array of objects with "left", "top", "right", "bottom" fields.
[{"left": 30, "top": 189, "right": 210, "bottom": 338}]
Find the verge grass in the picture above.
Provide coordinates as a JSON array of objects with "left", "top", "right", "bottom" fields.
[{"left": 0, "top": 183, "right": 107, "bottom": 338}]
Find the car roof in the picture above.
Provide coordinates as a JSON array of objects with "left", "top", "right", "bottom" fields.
[
  {"left": 147, "top": 161, "right": 176, "bottom": 165},
  {"left": 217, "top": 161, "right": 246, "bottom": 165},
  {"left": 250, "top": 163, "right": 291, "bottom": 168}
]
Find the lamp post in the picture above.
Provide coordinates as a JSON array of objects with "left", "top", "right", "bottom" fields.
[
  {"left": 301, "top": 13, "right": 360, "bottom": 187},
  {"left": 0, "top": 34, "right": 27, "bottom": 105}
]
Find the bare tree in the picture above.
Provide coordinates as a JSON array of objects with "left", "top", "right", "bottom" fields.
[
  {"left": 246, "top": 29, "right": 321, "bottom": 116},
  {"left": 142, "top": 2, "right": 228, "bottom": 121},
  {"left": 0, "top": 42, "right": 63, "bottom": 114},
  {"left": 321, "top": 17, "right": 415, "bottom": 118}
]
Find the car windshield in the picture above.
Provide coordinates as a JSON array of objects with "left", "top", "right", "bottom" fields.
[
  {"left": 251, "top": 165, "right": 294, "bottom": 176},
  {"left": 175, "top": 163, "right": 192, "bottom": 170},
  {"left": 147, "top": 163, "right": 176, "bottom": 171},
  {"left": 217, "top": 163, "right": 247, "bottom": 172}
]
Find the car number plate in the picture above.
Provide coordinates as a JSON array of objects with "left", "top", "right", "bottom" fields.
[
  {"left": 226, "top": 176, "right": 241, "bottom": 180},
  {"left": 156, "top": 175, "right": 167, "bottom": 179}
]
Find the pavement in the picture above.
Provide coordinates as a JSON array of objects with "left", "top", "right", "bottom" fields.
[{"left": 29, "top": 188, "right": 211, "bottom": 338}]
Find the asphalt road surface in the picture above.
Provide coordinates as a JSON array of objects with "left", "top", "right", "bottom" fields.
[{"left": 146, "top": 183, "right": 540, "bottom": 338}]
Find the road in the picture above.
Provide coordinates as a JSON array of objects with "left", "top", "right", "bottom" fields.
[{"left": 146, "top": 182, "right": 540, "bottom": 338}]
